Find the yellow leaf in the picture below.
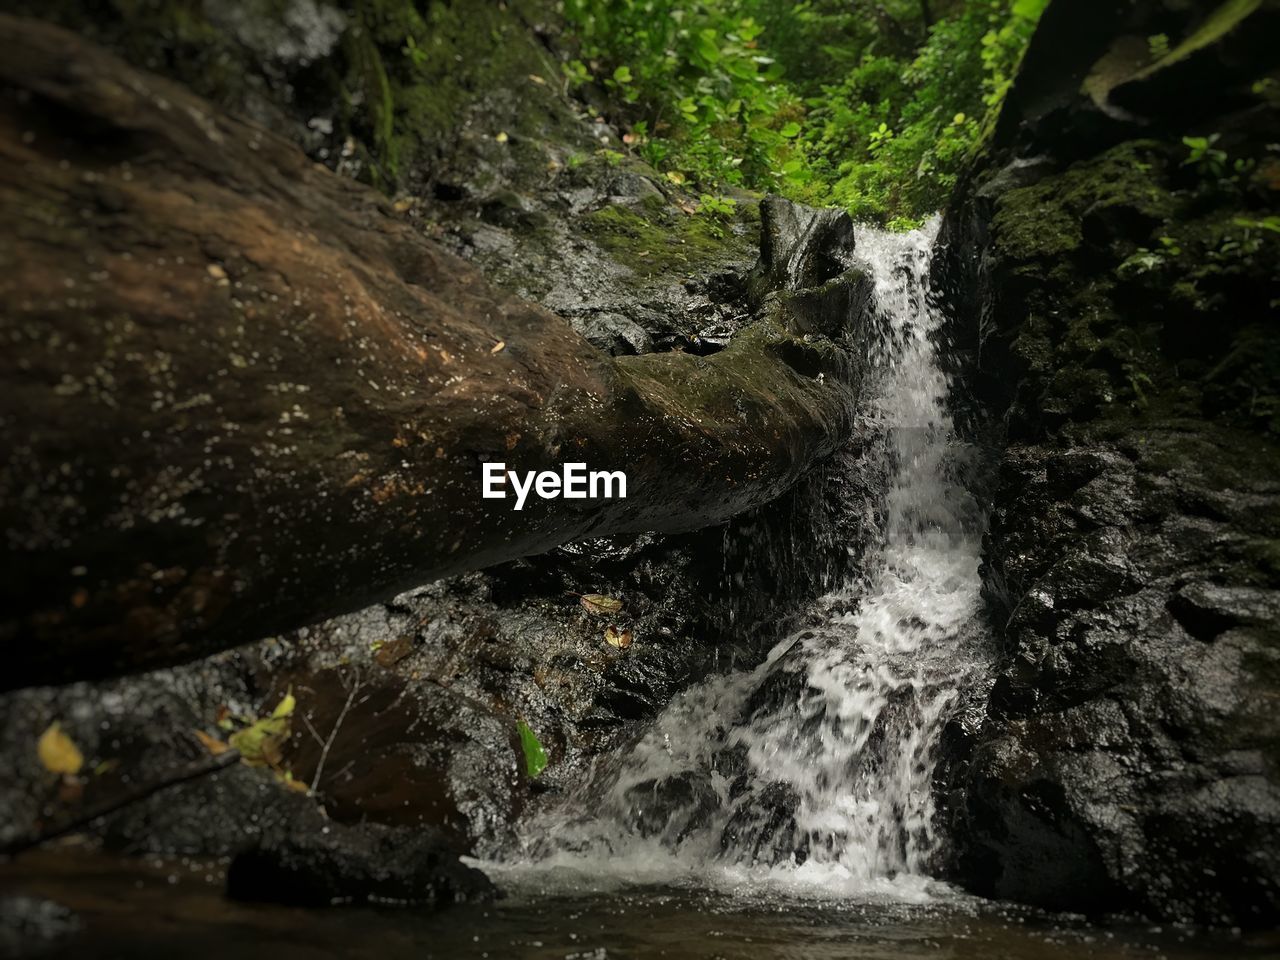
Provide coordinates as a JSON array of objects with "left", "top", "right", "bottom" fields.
[
  {"left": 495, "top": 131, "right": 509, "bottom": 144},
  {"left": 229, "top": 715, "right": 290, "bottom": 767},
  {"left": 277, "top": 770, "right": 310, "bottom": 793},
  {"left": 490, "top": 340, "right": 506, "bottom": 354},
  {"left": 604, "top": 626, "right": 633, "bottom": 649},
  {"left": 193, "top": 729, "right": 231, "bottom": 756},
  {"left": 271, "top": 688, "right": 296, "bottom": 719},
  {"left": 665, "top": 170, "right": 686, "bottom": 185},
  {"left": 580, "top": 593, "right": 623, "bottom": 615},
  {"left": 37, "top": 723, "right": 83, "bottom": 776}
]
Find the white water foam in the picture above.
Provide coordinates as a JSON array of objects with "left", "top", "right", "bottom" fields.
[{"left": 505, "top": 221, "right": 989, "bottom": 902}]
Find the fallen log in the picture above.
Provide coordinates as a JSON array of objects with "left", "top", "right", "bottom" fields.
[{"left": 0, "top": 15, "right": 866, "bottom": 688}]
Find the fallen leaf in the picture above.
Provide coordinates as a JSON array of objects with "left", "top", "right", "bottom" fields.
[
  {"left": 374, "top": 634, "right": 416, "bottom": 667},
  {"left": 490, "top": 340, "right": 506, "bottom": 354},
  {"left": 665, "top": 170, "right": 686, "bottom": 185},
  {"left": 193, "top": 729, "right": 231, "bottom": 756},
  {"left": 579, "top": 593, "right": 623, "bottom": 615},
  {"left": 604, "top": 626, "right": 633, "bottom": 649},
  {"left": 517, "top": 720, "right": 548, "bottom": 778},
  {"left": 495, "top": 131, "right": 509, "bottom": 143},
  {"left": 528, "top": 74, "right": 547, "bottom": 85},
  {"left": 37, "top": 723, "right": 83, "bottom": 776}
]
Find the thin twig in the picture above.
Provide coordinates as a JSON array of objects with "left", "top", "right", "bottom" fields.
[
  {"left": 300, "top": 712, "right": 327, "bottom": 749},
  {"left": 1, "top": 748, "right": 241, "bottom": 858},
  {"left": 310, "top": 667, "right": 361, "bottom": 794}
]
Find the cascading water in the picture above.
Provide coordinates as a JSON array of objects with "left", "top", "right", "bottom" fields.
[{"left": 516, "top": 222, "right": 990, "bottom": 894}]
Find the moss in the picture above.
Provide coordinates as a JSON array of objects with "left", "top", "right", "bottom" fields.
[
  {"left": 582, "top": 202, "right": 743, "bottom": 278},
  {"left": 14, "top": 0, "right": 568, "bottom": 191},
  {"left": 992, "top": 141, "right": 1176, "bottom": 263},
  {"left": 984, "top": 135, "right": 1280, "bottom": 428}
]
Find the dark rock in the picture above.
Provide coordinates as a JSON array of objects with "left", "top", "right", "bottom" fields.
[
  {"left": 936, "top": 0, "right": 1280, "bottom": 931},
  {"left": 226, "top": 810, "right": 494, "bottom": 908},
  {"left": 751, "top": 194, "right": 855, "bottom": 298},
  {"left": 579, "top": 311, "right": 655, "bottom": 356},
  {"left": 0, "top": 897, "right": 79, "bottom": 960},
  {"left": 719, "top": 780, "right": 805, "bottom": 865},
  {"left": 937, "top": 0, "right": 1280, "bottom": 927}
]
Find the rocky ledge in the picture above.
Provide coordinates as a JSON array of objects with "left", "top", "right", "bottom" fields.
[{"left": 936, "top": 0, "right": 1280, "bottom": 927}]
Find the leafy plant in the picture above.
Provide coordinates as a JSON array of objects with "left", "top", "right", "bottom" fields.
[
  {"left": 1182, "top": 134, "right": 1229, "bottom": 179},
  {"left": 698, "top": 194, "right": 738, "bottom": 217},
  {"left": 562, "top": 0, "right": 1048, "bottom": 226},
  {"left": 402, "top": 35, "right": 427, "bottom": 68}
]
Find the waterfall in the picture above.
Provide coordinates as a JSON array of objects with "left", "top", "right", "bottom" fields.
[{"left": 514, "top": 222, "right": 990, "bottom": 895}]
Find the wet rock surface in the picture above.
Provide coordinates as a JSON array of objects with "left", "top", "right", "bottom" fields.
[
  {"left": 226, "top": 809, "right": 494, "bottom": 908},
  {"left": 937, "top": 0, "right": 1280, "bottom": 927},
  {"left": 0, "top": 440, "right": 861, "bottom": 862}
]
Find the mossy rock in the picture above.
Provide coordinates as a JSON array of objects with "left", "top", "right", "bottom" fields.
[
  {"left": 582, "top": 200, "right": 753, "bottom": 279},
  {"left": 9, "top": 0, "right": 567, "bottom": 191},
  {"left": 991, "top": 141, "right": 1177, "bottom": 263}
]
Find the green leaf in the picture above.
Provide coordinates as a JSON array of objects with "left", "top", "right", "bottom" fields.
[
  {"left": 517, "top": 720, "right": 547, "bottom": 778},
  {"left": 270, "top": 687, "right": 296, "bottom": 719},
  {"left": 779, "top": 121, "right": 802, "bottom": 138},
  {"left": 1012, "top": 0, "right": 1049, "bottom": 19},
  {"left": 695, "top": 29, "right": 721, "bottom": 64},
  {"left": 229, "top": 714, "right": 289, "bottom": 768},
  {"left": 612, "top": 65, "right": 633, "bottom": 84}
]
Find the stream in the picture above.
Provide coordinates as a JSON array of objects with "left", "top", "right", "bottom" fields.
[{"left": 2, "top": 226, "right": 1275, "bottom": 960}]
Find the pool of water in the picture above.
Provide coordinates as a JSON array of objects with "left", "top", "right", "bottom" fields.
[{"left": 3, "top": 851, "right": 1274, "bottom": 960}]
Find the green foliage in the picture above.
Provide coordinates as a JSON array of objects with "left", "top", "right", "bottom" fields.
[
  {"left": 563, "top": 0, "right": 1047, "bottom": 225},
  {"left": 517, "top": 720, "right": 548, "bottom": 779},
  {"left": 698, "top": 193, "right": 738, "bottom": 217},
  {"left": 401, "top": 34, "right": 427, "bottom": 68},
  {"left": 1182, "top": 134, "right": 1229, "bottom": 179}
]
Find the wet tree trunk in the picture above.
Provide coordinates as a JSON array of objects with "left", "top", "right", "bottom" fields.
[{"left": 0, "top": 16, "right": 865, "bottom": 688}]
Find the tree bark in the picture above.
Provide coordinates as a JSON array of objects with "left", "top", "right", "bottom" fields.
[{"left": 0, "top": 16, "right": 865, "bottom": 689}]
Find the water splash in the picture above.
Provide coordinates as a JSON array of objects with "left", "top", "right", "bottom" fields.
[{"left": 515, "top": 222, "right": 989, "bottom": 895}]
